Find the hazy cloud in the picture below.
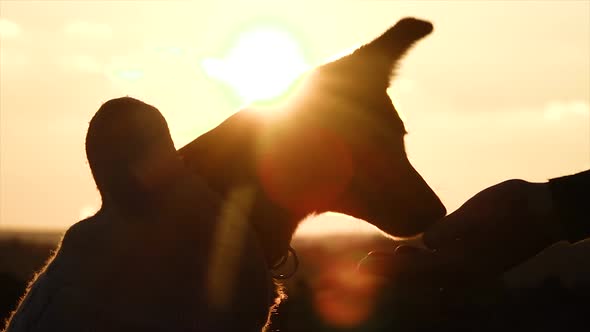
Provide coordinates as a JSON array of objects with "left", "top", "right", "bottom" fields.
[
  {"left": 0, "top": 18, "right": 21, "bottom": 39},
  {"left": 65, "top": 21, "right": 112, "bottom": 39},
  {"left": 61, "top": 54, "right": 103, "bottom": 74},
  {"left": 543, "top": 100, "right": 590, "bottom": 121},
  {"left": 0, "top": 48, "right": 30, "bottom": 67}
]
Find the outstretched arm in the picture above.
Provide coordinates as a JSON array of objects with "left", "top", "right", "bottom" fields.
[
  {"left": 549, "top": 169, "right": 590, "bottom": 243},
  {"left": 360, "top": 169, "right": 590, "bottom": 284}
]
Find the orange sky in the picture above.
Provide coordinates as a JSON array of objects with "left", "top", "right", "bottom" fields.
[{"left": 1, "top": 1, "right": 589, "bottom": 233}]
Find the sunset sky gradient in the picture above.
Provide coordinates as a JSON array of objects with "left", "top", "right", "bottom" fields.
[{"left": 1, "top": 1, "right": 588, "bottom": 234}]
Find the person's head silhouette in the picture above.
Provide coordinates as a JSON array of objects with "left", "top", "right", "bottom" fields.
[{"left": 86, "top": 97, "right": 181, "bottom": 216}]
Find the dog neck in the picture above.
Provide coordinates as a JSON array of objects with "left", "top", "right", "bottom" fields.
[{"left": 247, "top": 192, "right": 305, "bottom": 267}]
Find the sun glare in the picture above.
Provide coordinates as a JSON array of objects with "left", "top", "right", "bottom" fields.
[
  {"left": 201, "top": 26, "right": 309, "bottom": 105},
  {"left": 295, "top": 213, "right": 381, "bottom": 238}
]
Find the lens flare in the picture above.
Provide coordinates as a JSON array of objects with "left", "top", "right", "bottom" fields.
[{"left": 202, "top": 26, "right": 309, "bottom": 105}]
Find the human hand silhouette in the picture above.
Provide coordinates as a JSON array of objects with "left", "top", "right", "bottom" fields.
[
  {"left": 423, "top": 179, "right": 564, "bottom": 276},
  {"left": 360, "top": 180, "right": 565, "bottom": 285}
]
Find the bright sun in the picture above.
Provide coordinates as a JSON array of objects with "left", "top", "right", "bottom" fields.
[{"left": 201, "top": 26, "right": 309, "bottom": 104}]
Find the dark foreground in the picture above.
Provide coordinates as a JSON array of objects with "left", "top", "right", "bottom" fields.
[{"left": 1, "top": 230, "right": 589, "bottom": 331}]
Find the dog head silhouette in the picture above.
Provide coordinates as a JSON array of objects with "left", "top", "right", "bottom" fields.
[{"left": 181, "top": 17, "right": 446, "bottom": 265}]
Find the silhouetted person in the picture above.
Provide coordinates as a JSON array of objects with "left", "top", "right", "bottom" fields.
[{"left": 4, "top": 97, "right": 276, "bottom": 332}]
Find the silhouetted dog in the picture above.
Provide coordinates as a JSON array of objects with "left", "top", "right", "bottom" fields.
[
  {"left": 180, "top": 17, "right": 446, "bottom": 266},
  {"left": 4, "top": 17, "right": 445, "bottom": 332}
]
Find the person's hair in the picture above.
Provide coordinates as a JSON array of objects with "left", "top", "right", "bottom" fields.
[{"left": 85, "top": 97, "right": 175, "bottom": 209}]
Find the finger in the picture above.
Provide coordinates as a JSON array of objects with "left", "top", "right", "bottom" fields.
[
  {"left": 394, "top": 244, "right": 424, "bottom": 255},
  {"left": 357, "top": 250, "right": 396, "bottom": 277},
  {"left": 357, "top": 245, "right": 424, "bottom": 276},
  {"left": 422, "top": 210, "right": 473, "bottom": 250},
  {"left": 358, "top": 247, "right": 439, "bottom": 280}
]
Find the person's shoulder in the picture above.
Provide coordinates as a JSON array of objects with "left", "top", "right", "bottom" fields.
[{"left": 60, "top": 209, "right": 110, "bottom": 251}]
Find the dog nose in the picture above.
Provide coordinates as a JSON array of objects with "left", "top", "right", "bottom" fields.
[
  {"left": 428, "top": 194, "right": 447, "bottom": 220},
  {"left": 390, "top": 168, "right": 447, "bottom": 237},
  {"left": 413, "top": 184, "right": 447, "bottom": 226}
]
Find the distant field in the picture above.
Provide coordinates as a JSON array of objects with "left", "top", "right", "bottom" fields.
[
  {"left": 0, "top": 229, "right": 64, "bottom": 324},
  {"left": 0, "top": 229, "right": 64, "bottom": 244}
]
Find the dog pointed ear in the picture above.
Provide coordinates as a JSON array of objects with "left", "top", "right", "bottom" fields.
[
  {"left": 316, "top": 18, "right": 432, "bottom": 90},
  {"left": 359, "top": 17, "right": 433, "bottom": 73}
]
